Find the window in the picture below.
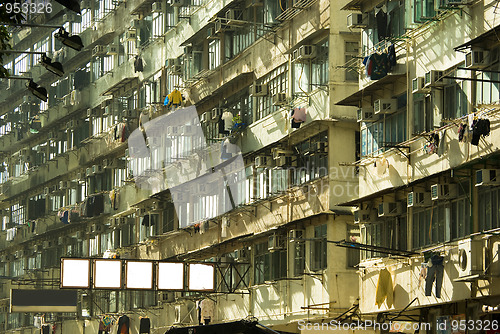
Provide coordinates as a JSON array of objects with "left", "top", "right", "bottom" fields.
[
  {"left": 293, "top": 131, "right": 329, "bottom": 185},
  {"left": 444, "top": 69, "right": 468, "bottom": 120},
  {"left": 414, "top": 0, "right": 436, "bottom": 23},
  {"left": 253, "top": 241, "right": 286, "bottom": 284},
  {"left": 345, "top": 41, "right": 358, "bottom": 82},
  {"left": 478, "top": 186, "right": 500, "bottom": 232},
  {"left": 362, "top": 216, "right": 407, "bottom": 260},
  {"left": 311, "top": 224, "right": 327, "bottom": 271},
  {"left": 208, "top": 39, "right": 221, "bottom": 70},
  {"left": 255, "top": 63, "right": 288, "bottom": 120},
  {"left": 293, "top": 239, "right": 305, "bottom": 276},
  {"left": 152, "top": 12, "right": 164, "bottom": 38},
  {"left": 413, "top": 93, "right": 433, "bottom": 134},
  {"left": 11, "top": 203, "right": 25, "bottom": 226},
  {"left": 476, "top": 70, "right": 500, "bottom": 107}
]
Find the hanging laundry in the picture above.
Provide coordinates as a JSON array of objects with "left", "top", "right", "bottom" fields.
[
  {"left": 117, "top": 315, "right": 130, "bottom": 334},
  {"left": 291, "top": 107, "right": 306, "bottom": 128},
  {"left": 418, "top": 264, "right": 427, "bottom": 288},
  {"left": 139, "top": 110, "right": 150, "bottom": 129},
  {"left": 134, "top": 56, "right": 144, "bottom": 72},
  {"left": 425, "top": 254, "right": 444, "bottom": 298},
  {"left": 471, "top": 118, "right": 491, "bottom": 146},
  {"left": 367, "top": 52, "right": 390, "bottom": 80},
  {"left": 166, "top": 89, "right": 183, "bottom": 108},
  {"left": 139, "top": 317, "right": 151, "bottom": 334},
  {"left": 200, "top": 298, "right": 215, "bottom": 325},
  {"left": 98, "top": 315, "right": 111, "bottom": 334},
  {"left": 458, "top": 123, "right": 466, "bottom": 142},
  {"left": 221, "top": 111, "right": 233, "bottom": 132},
  {"left": 375, "top": 268, "right": 393, "bottom": 308},
  {"left": 387, "top": 44, "right": 397, "bottom": 67}
]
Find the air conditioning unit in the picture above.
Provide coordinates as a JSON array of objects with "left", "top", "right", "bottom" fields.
[
  {"left": 167, "top": 126, "right": 180, "bottom": 136},
  {"left": 272, "top": 148, "right": 294, "bottom": 160},
  {"left": 288, "top": 229, "right": 305, "bottom": 242},
  {"left": 207, "top": 27, "right": 219, "bottom": 39},
  {"left": 354, "top": 208, "right": 374, "bottom": 223},
  {"left": 378, "top": 202, "right": 402, "bottom": 217},
  {"left": 407, "top": 191, "right": 431, "bottom": 207},
  {"left": 42, "top": 240, "right": 52, "bottom": 248},
  {"left": 476, "top": 169, "right": 500, "bottom": 186},
  {"left": 126, "top": 29, "right": 137, "bottom": 41},
  {"left": 357, "top": 107, "right": 376, "bottom": 122},
  {"left": 458, "top": 239, "right": 483, "bottom": 278},
  {"left": 292, "top": 45, "right": 317, "bottom": 62},
  {"left": 160, "top": 292, "right": 176, "bottom": 303},
  {"left": 210, "top": 108, "right": 223, "bottom": 121},
  {"left": 275, "top": 155, "right": 295, "bottom": 167},
  {"left": 66, "top": 120, "right": 79, "bottom": 129},
  {"left": 168, "top": 0, "right": 184, "bottom": 7},
  {"left": 200, "top": 112, "right": 208, "bottom": 123},
  {"left": 424, "top": 70, "right": 445, "bottom": 88},
  {"left": 75, "top": 231, "right": 83, "bottom": 239},
  {"left": 412, "top": 77, "right": 428, "bottom": 94},
  {"left": 431, "top": 183, "right": 457, "bottom": 201},
  {"left": 87, "top": 108, "right": 99, "bottom": 118},
  {"left": 172, "top": 192, "right": 186, "bottom": 202},
  {"left": 374, "top": 99, "right": 396, "bottom": 114},
  {"left": 234, "top": 249, "right": 249, "bottom": 262},
  {"left": 225, "top": 9, "right": 243, "bottom": 24},
  {"left": 63, "top": 12, "right": 81, "bottom": 23},
  {"left": 214, "top": 20, "right": 230, "bottom": 33},
  {"left": 86, "top": 167, "right": 93, "bottom": 177},
  {"left": 44, "top": 187, "right": 50, "bottom": 195},
  {"left": 92, "top": 45, "right": 107, "bottom": 57},
  {"left": 58, "top": 236, "right": 70, "bottom": 245},
  {"left": 107, "top": 44, "right": 119, "bottom": 56},
  {"left": 273, "top": 93, "right": 287, "bottom": 106},
  {"left": 92, "top": 164, "right": 104, "bottom": 174},
  {"left": 59, "top": 181, "right": 68, "bottom": 190},
  {"left": 347, "top": 13, "right": 366, "bottom": 28},
  {"left": 152, "top": 2, "right": 163, "bottom": 12},
  {"left": 250, "top": 84, "right": 268, "bottom": 97},
  {"left": 255, "top": 156, "right": 271, "bottom": 168},
  {"left": 63, "top": 94, "right": 72, "bottom": 108},
  {"left": 182, "top": 125, "right": 195, "bottom": 136},
  {"left": 268, "top": 233, "right": 285, "bottom": 251},
  {"left": 34, "top": 244, "right": 42, "bottom": 253},
  {"left": 197, "top": 184, "right": 209, "bottom": 194},
  {"left": 170, "top": 65, "right": 182, "bottom": 75}
]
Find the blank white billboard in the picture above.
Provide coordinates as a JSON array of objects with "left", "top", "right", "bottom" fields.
[
  {"left": 188, "top": 264, "right": 215, "bottom": 291},
  {"left": 126, "top": 261, "right": 153, "bottom": 289},
  {"left": 94, "top": 259, "right": 122, "bottom": 289},
  {"left": 60, "top": 258, "right": 90, "bottom": 288},
  {"left": 157, "top": 262, "right": 184, "bottom": 290}
]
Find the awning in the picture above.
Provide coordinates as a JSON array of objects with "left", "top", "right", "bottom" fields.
[
  {"left": 102, "top": 76, "right": 139, "bottom": 96},
  {"left": 454, "top": 23, "right": 500, "bottom": 52},
  {"left": 165, "top": 320, "right": 278, "bottom": 334},
  {"left": 335, "top": 74, "right": 406, "bottom": 106}
]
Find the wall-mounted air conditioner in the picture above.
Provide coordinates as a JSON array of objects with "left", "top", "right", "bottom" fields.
[
  {"left": 172, "top": 192, "right": 186, "bottom": 202},
  {"left": 66, "top": 120, "right": 79, "bottom": 129},
  {"left": 167, "top": 125, "right": 180, "bottom": 136},
  {"left": 107, "top": 44, "right": 119, "bottom": 56},
  {"left": 170, "top": 65, "right": 182, "bottom": 75},
  {"left": 182, "top": 125, "right": 195, "bottom": 136},
  {"left": 210, "top": 108, "right": 223, "bottom": 121},
  {"left": 424, "top": 70, "right": 445, "bottom": 88},
  {"left": 168, "top": 0, "right": 184, "bottom": 7},
  {"left": 250, "top": 84, "right": 268, "bottom": 97},
  {"left": 412, "top": 77, "right": 428, "bottom": 94},
  {"left": 174, "top": 303, "right": 195, "bottom": 324},
  {"left": 92, "top": 164, "right": 104, "bottom": 174},
  {"left": 87, "top": 108, "right": 99, "bottom": 118},
  {"left": 152, "top": 2, "right": 163, "bottom": 12},
  {"left": 374, "top": 99, "right": 396, "bottom": 114},
  {"left": 357, "top": 107, "right": 376, "bottom": 122},
  {"left": 86, "top": 167, "right": 93, "bottom": 177},
  {"left": 275, "top": 155, "right": 296, "bottom": 167},
  {"left": 465, "top": 50, "right": 488, "bottom": 69},
  {"left": 292, "top": 45, "right": 317, "bottom": 62},
  {"left": 458, "top": 238, "right": 483, "bottom": 278},
  {"left": 476, "top": 169, "right": 500, "bottom": 186},
  {"left": 255, "top": 156, "right": 271, "bottom": 168},
  {"left": 288, "top": 229, "right": 305, "bottom": 242},
  {"left": 407, "top": 191, "right": 431, "bottom": 207},
  {"left": 378, "top": 202, "right": 402, "bottom": 217},
  {"left": 354, "top": 208, "right": 374, "bottom": 223},
  {"left": 272, "top": 93, "right": 287, "bottom": 106},
  {"left": 431, "top": 183, "right": 457, "bottom": 201},
  {"left": 92, "top": 45, "right": 107, "bottom": 57},
  {"left": 126, "top": 29, "right": 137, "bottom": 41},
  {"left": 347, "top": 13, "right": 366, "bottom": 28},
  {"left": 268, "top": 233, "right": 285, "bottom": 251},
  {"left": 63, "top": 13, "right": 81, "bottom": 23},
  {"left": 234, "top": 249, "right": 249, "bottom": 262}
]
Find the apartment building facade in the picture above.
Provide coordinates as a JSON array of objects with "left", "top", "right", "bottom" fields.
[
  {"left": 336, "top": 0, "right": 500, "bottom": 331},
  {"left": 0, "top": 0, "right": 362, "bottom": 333}
]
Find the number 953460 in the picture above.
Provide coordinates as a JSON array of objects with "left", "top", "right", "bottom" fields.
[{"left": 5, "top": 1, "right": 53, "bottom": 14}]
